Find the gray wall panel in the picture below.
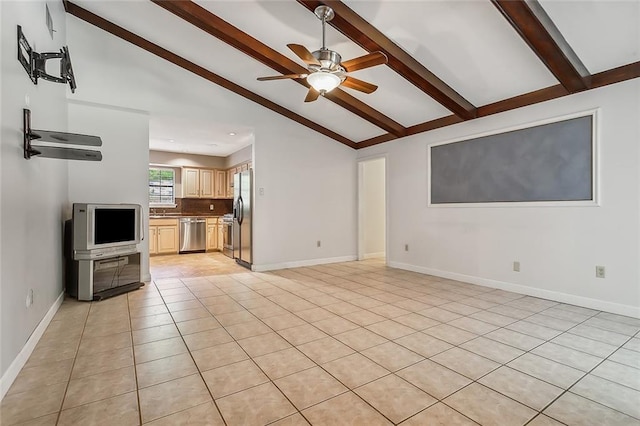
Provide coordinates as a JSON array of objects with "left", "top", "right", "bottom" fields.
[{"left": 430, "top": 115, "right": 593, "bottom": 204}]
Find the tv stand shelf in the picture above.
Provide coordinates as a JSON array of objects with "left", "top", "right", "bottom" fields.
[{"left": 66, "top": 251, "right": 143, "bottom": 301}]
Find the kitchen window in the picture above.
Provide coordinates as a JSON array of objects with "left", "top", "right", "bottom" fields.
[{"left": 149, "top": 167, "right": 176, "bottom": 206}]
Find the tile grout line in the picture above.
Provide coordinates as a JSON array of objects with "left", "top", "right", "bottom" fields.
[
  {"left": 47, "top": 259, "right": 635, "bottom": 426},
  {"left": 53, "top": 302, "right": 90, "bottom": 425},
  {"left": 151, "top": 278, "right": 230, "bottom": 426},
  {"left": 211, "top": 268, "right": 637, "bottom": 425},
  {"left": 127, "top": 288, "right": 145, "bottom": 426},
  {"left": 178, "top": 271, "right": 410, "bottom": 424}
]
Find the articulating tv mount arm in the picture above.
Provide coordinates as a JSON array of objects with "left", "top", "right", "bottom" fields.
[{"left": 17, "top": 25, "right": 77, "bottom": 93}]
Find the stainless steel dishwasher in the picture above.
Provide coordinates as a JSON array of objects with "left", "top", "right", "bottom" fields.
[{"left": 179, "top": 217, "right": 206, "bottom": 253}]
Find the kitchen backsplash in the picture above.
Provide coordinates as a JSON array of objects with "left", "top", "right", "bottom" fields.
[{"left": 150, "top": 198, "right": 233, "bottom": 216}]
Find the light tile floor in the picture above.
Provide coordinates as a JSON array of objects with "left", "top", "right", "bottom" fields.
[{"left": 2, "top": 254, "right": 640, "bottom": 425}]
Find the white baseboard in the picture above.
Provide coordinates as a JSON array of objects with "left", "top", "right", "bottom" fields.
[
  {"left": 253, "top": 255, "right": 358, "bottom": 272},
  {"left": 362, "top": 252, "right": 385, "bottom": 260},
  {"left": 388, "top": 261, "right": 640, "bottom": 319},
  {"left": 141, "top": 273, "right": 152, "bottom": 282},
  {"left": 1, "top": 291, "right": 65, "bottom": 400}
]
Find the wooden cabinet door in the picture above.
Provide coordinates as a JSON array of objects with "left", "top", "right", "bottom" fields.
[
  {"left": 215, "top": 170, "right": 226, "bottom": 198},
  {"left": 157, "top": 225, "right": 178, "bottom": 253},
  {"left": 182, "top": 168, "right": 200, "bottom": 198},
  {"left": 200, "top": 169, "right": 215, "bottom": 198},
  {"left": 227, "top": 169, "right": 235, "bottom": 198},
  {"left": 207, "top": 224, "right": 217, "bottom": 251},
  {"left": 217, "top": 223, "right": 224, "bottom": 250},
  {"left": 149, "top": 226, "right": 157, "bottom": 255},
  {"left": 240, "top": 163, "right": 248, "bottom": 172}
]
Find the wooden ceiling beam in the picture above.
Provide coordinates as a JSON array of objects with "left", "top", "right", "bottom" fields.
[
  {"left": 297, "top": 0, "right": 478, "bottom": 121},
  {"left": 492, "top": 0, "right": 590, "bottom": 93},
  {"left": 357, "top": 61, "right": 640, "bottom": 149},
  {"left": 152, "top": 0, "right": 406, "bottom": 138},
  {"left": 63, "top": 1, "right": 356, "bottom": 148}
]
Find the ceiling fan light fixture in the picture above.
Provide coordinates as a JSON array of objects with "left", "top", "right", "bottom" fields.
[{"left": 307, "top": 72, "right": 340, "bottom": 94}]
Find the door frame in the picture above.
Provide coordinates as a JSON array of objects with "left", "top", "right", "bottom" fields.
[{"left": 357, "top": 154, "right": 388, "bottom": 262}]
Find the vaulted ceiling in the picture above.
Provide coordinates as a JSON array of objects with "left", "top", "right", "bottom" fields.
[{"left": 64, "top": 0, "right": 640, "bottom": 152}]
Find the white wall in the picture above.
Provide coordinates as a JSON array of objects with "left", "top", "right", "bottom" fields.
[
  {"left": 67, "top": 102, "right": 150, "bottom": 281},
  {"left": 358, "top": 79, "right": 640, "bottom": 317},
  {"left": 253, "top": 124, "right": 358, "bottom": 271},
  {"left": 65, "top": 9, "right": 359, "bottom": 273},
  {"left": 225, "top": 145, "right": 252, "bottom": 168},
  {"left": 150, "top": 150, "right": 226, "bottom": 169},
  {"left": 360, "top": 158, "right": 386, "bottom": 258},
  {"left": 1, "top": 0, "right": 69, "bottom": 388}
]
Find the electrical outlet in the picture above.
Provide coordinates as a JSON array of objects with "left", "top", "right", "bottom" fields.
[
  {"left": 317, "top": 240, "right": 321, "bottom": 248},
  {"left": 259, "top": 188, "right": 265, "bottom": 196},
  {"left": 25, "top": 289, "right": 33, "bottom": 308},
  {"left": 513, "top": 261, "right": 520, "bottom": 272},
  {"left": 596, "top": 266, "right": 605, "bottom": 278},
  {"left": 209, "top": 204, "right": 214, "bottom": 210},
  {"left": 404, "top": 244, "right": 409, "bottom": 252}
]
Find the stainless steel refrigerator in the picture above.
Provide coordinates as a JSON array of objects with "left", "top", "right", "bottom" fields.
[{"left": 233, "top": 169, "right": 252, "bottom": 269}]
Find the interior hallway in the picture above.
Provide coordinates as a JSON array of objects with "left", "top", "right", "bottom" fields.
[{"left": 1, "top": 256, "right": 639, "bottom": 425}]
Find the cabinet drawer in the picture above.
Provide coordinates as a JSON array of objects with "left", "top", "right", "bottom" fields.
[{"left": 150, "top": 218, "right": 178, "bottom": 226}]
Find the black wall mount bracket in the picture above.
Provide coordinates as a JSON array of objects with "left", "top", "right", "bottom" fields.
[
  {"left": 23, "top": 109, "right": 102, "bottom": 161},
  {"left": 17, "top": 25, "right": 77, "bottom": 93}
]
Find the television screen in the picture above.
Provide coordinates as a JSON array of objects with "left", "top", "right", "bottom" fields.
[{"left": 94, "top": 208, "right": 136, "bottom": 244}]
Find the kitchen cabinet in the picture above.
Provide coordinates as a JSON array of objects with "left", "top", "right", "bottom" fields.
[
  {"left": 182, "top": 168, "right": 215, "bottom": 198},
  {"left": 200, "top": 169, "right": 215, "bottom": 198},
  {"left": 226, "top": 169, "right": 234, "bottom": 198},
  {"left": 182, "top": 168, "right": 200, "bottom": 198},
  {"left": 149, "top": 226, "right": 157, "bottom": 254},
  {"left": 206, "top": 217, "right": 218, "bottom": 251},
  {"left": 215, "top": 170, "right": 226, "bottom": 198},
  {"left": 157, "top": 226, "right": 179, "bottom": 254},
  {"left": 149, "top": 218, "right": 179, "bottom": 255},
  {"left": 225, "top": 162, "right": 252, "bottom": 199},
  {"left": 217, "top": 223, "right": 224, "bottom": 251}
]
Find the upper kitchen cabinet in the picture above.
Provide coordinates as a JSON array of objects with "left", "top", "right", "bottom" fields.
[
  {"left": 225, "top": 162, "right": 252, "bottom": 198},
  {"left": 215, "top": 170, "right": 226, "bottom": 199},
  {"left": 182, "top": 167, "right": 215, "bottom": 198}
]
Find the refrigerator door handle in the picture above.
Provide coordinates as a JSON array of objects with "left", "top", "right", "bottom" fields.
[{"left": 238, "top": 197, "right": 244, "bottom": 226}]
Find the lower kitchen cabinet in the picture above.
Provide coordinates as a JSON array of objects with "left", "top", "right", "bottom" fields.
[
  {"left": 206, "top": 218, "right": 219, "bottom": 251},
  {"left": 217, "top": 223, "right": 224, "bottom": 251},
  {"left": 207, "top": 224, "right": 218, "bottom": 251},
  {"left": 149, "top": 227, "right": 157, "bottom": 254},
  {"left": 149, "top": 219, "right": 179, "bottom": 255}
]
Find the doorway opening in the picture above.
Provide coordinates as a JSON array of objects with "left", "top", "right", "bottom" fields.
[{"left": 358, "top": 156, "right": 387, "bottom": 262}]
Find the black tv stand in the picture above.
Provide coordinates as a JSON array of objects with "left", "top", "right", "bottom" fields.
[
  {"left": 92, "top": 281, "right": 144, "bottom": 301},
  {"left": 64, "top": 220, "right": 143, "bottom": 301}
]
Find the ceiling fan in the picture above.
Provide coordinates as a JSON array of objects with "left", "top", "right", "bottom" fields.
[{"left": 257, "top": 5, "right": 388, "bottom": 102}]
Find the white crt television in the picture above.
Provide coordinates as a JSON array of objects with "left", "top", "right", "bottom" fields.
[{"left": 72, "top": 203, "right": 143, "bottom": 259}]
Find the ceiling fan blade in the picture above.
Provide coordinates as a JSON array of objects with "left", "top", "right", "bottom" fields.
[
  {"left": 341, "top": 76, "right": 378, "bottom": 94},
  {"left": 287, "top": 44, "right": 321, "bottom": 66},
  {"left": 257, "top": 73, "right": 308, "bottom": 81},
  {"left": 341, "top": 51, "right": 387, "bottom": 72},
  {"left": 304, "top": 87, "right": 321, "bottom": 103}
]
